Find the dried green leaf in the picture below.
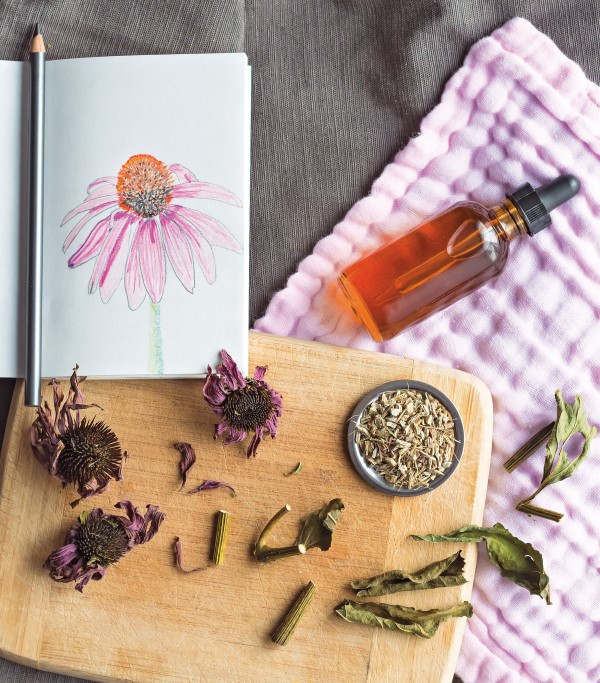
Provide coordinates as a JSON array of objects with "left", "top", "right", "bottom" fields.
[
  {"left": 284, "top": 462, "right": 302, "bottom": 477},
  {"left": 351, "top": 551, "right": 466, "bottom": 597},
  {"left": 517, "top": 390, "right": 597, "bottom": 521},
  {"left": 296, "top": 498, "right": 345, "bottom": 552},
  {"left": 335, "top": 599, "right": 472, "bottom": 638},
  {"left": 412, "top": 523, "right": 550, "bottom": 604}
]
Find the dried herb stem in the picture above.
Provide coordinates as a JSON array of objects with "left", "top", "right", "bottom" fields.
[
  {"left": 212, "top": 510, "right": 231, "bottom": 565},
  {"left": 272, "top": 581, "right": 317, "bottom": 645},
  {"left": 504, "top": 422, "right": 555, "bottom": 473},
  {"left": 254, "top": 504, "right": 304, "bottom": 563},
  {"left": 284, "top": 462, "right": 302, "bottom": 477},
  {"left": 514, "top": 392, "right": 597, "bottom": 522},
  {"left": 174, "top": 537, "right": 207, "bottom": 573},
  {"left": 516, "top": 502, "right": 564, "bottom": 523},
  {"left": 254, "top": 500, "right": 344, "bottom": 563}
]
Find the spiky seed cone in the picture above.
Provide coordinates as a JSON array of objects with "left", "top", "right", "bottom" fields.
[{"left": 56, "top": 417, "right": 124, "bottom": 489}]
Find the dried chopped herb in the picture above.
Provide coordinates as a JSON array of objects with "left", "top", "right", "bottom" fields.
[
  {"left": 188, "top": 480, "right": 236, "bottom": 497},
  {"left": 212, "top": 510, "right": 231, "bottom": 565},
  {"left": 284, "top": 462, "right": 302, "bottom": 477},
  {"left": 504, "top": 422, "right": 555, "bottom": 473},
  {"left": 351, "top": 551, "right": 466, "bottom": 597},
  {"left": 174, "top": 442, "right": 196, "bottom": 491},
  {"left": 272, "top": 581, "right": 317, "bottom": 645},
  {"left": 354, "top": 388, "right": 456, "bottom": 489},
  {"left": 515, "top": 391, "right": 597, "bottom": 522},
  {"left": 254, "top": 499, "right": 345, "bottom": 563},
  {"left": 174, "top": 537, "right": 207, "bottom": 573},
  {"left": 335, "top": 599, "right": 472, "bottom": 638},
  {"left": 412, "top": 523, "right": 550, "bottom": 604}
]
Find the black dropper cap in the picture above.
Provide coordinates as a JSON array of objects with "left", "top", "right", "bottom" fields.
[{"left": 506, "top": 174, "right": 580, "bottom": 235}]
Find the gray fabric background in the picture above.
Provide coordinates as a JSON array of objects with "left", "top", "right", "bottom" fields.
[{"left": 0, "top": 1, "right": 598, "bottom": 681}]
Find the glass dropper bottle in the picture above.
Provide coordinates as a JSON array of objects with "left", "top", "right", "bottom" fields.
[{"left": 338, "top": 174, "right": 580, "bottom": 342}]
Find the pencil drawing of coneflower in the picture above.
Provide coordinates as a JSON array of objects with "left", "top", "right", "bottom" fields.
[{"left": 61, "top": 154, "right": 243, "bottom": 372}]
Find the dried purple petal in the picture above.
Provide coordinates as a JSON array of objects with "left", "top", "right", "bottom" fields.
[
  {"left": 174, "top": 441, "right": 197, "bottom": 491},
  {"left": 203, "top": 349, "right": 283, "bottom": 458},
  {"left": 188, "top": 480, "right": 236, "bottom": 497},
  {"left": 30, "top": 366, "right": 125, "bottom": 506},
  {"left": 44, "top": 500, "right": 165, "bottom": 592},
  {"left": 174, "top": 537, "right": 207, "bottom": 573}
]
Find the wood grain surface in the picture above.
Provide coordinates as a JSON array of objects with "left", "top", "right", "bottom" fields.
[{"left": 0, "top": 332, "right": 493, "bottom": 683}]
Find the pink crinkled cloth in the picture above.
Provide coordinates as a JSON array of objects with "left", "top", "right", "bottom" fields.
[{"left": 255, "top": 17, "right": 600, "bottom": 683}]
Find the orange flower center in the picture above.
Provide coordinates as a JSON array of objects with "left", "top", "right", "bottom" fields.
[{"left": 116, "top": 154, "right": 174, "bottom": 218}]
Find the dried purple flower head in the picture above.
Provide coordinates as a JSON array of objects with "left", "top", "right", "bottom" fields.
[
  {"left": 30, "top": 366, "right": 126, "bottom": 507},
  {"left": 44, "top": 500, "right": 165, "bottom": 592},
  {"left": 203, "top": 349, "right": 283, "bottom": 457}
]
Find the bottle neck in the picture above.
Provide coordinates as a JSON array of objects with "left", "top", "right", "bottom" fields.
[{"left": 490, "top": 199, "right": 529, "bottom": 242}]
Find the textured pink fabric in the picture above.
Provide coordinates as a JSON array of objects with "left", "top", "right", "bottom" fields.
[{"left": 255, "top": 17, "right": 600, "bottom": 683}]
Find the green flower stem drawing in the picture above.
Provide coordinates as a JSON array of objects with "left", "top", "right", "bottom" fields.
[{"left": 148, "top": 301, "right": 164, "bottom": 374}]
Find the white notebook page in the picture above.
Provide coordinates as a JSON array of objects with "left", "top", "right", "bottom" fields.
[{"left": 0, "top": 53, "right": 250, "bottom": 379}]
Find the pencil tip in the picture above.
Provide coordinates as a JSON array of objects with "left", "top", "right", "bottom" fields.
[{"left": 34, "top": 23, "right": 40, "bottom": 35}]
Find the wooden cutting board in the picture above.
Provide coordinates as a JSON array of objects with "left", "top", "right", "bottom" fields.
[{"left": 0, "top": 332, "right": 493, "bottom": 683}]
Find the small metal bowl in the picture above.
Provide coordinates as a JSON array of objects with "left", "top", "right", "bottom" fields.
[{"left": 347, "top": 379, "right": 465, "bottom": 497}]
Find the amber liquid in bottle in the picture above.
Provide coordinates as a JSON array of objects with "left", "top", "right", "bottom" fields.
[{"left": 339, "top": 201, "right": 527, "bottom": 342}]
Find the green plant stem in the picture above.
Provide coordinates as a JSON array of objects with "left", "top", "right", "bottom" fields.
[
  {"left": 272, "top": 582, "right": 317, "bottom": 645},
  {"left": 504, "top": 422, "right": 555, "bottom": 472},
  {"left": 148, "top": 300, "right": 164, "bottom": 374},
  {"left": 213, "top": 510, "right": 231, "bottom": 564},
  {"left": 254, "top": 504, "right": 303, "bottom": 563},
  {"left": 516, "top": 502, "right": 563, "bottom": 523}
]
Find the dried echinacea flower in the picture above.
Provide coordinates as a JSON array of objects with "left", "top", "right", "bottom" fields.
[
  {"left": 203, "top": 349, "right": 283, "bottom": 457},
  {"left": 30, "top": 366, "right": 126, "bottom": 507},
  {"left": 44, "top": 500, "right": 165, "bottom": 592}
]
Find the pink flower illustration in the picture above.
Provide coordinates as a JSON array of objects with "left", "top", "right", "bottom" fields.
[{"left": 62, "top": 154, "right": 242, "bottom": 310}]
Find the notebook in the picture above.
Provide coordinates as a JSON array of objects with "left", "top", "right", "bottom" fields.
[{"left": 0, "top": 53, "right": 250, "bottom": 379}]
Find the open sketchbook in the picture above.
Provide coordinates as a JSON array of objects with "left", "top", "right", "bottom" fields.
[{"left": 0, "top": 53, "right": 250, "bottom": 379}]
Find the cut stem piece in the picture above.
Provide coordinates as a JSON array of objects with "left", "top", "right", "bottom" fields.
[
  {"left": 504, "top": 422, "right": 555, "bottom": 473},
  {"left": 254, "top": 504, "right": 304, "bottom": 563},
  {"left": 272, "top": 581, "right": 317, "bottom": 645},
  {"left": 213, "top": 510, "right": 231, "bottom": 565},
  {"left": 284, "top": 462, "right": 302, "bottom": 477},
  {"left": 516, "top": 502, "right": 563, "bottom": 523}
]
